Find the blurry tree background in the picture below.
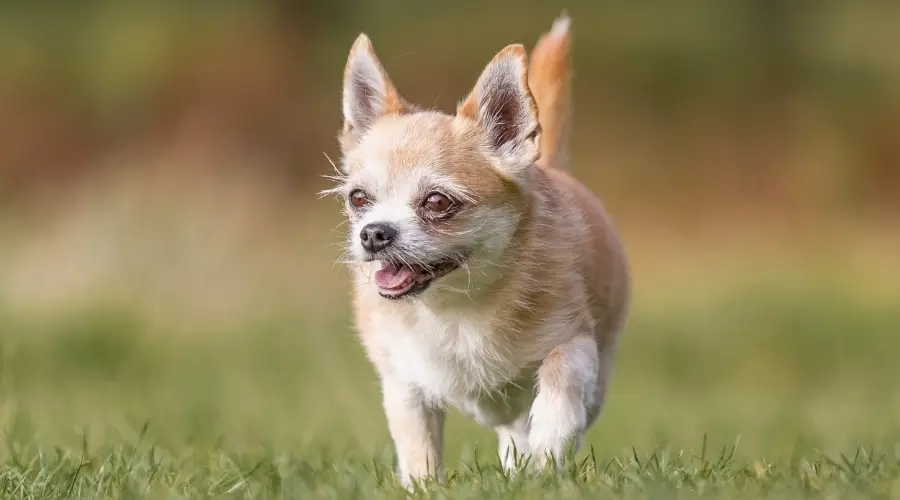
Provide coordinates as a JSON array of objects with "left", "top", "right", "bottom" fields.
[{"left": 2, "top": 1, "right": 899, "bottom": 209}]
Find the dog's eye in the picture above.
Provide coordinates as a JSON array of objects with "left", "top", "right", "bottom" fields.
[
  {"left": 349, "top": 190, "right": 370, "bottom": 208},
  {"left": 423, "top": 192, "right": 453, "bottom": 213}
]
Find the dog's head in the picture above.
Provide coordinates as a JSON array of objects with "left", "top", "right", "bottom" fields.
[{"left": 326, "top": 35, "right": 542, "bottom": 300}]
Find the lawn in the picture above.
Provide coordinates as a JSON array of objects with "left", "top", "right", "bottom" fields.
[
  {"left": 1, "top": 280, "right": 898, "bottom": 498},
  {"left": 1, "top": 200, "right": 899, "bottom": 498}
]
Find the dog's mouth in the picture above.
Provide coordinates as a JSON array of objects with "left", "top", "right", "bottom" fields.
[{"left": 374, "top": 258, "right": 462, "bottom": 299}]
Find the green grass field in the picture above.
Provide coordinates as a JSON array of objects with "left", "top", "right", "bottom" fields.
[
  {"left": 1, "top": 280, "right": 899, "bottom": 498},
  {"left": 1, "top": 198, "right": 899, "bottom": 498}
]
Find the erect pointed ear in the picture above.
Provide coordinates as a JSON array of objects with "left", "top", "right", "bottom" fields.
[
  {"left": 340, "top": 34, "right": 405, "bottom": 150},
  {"left": 457, "top": 44, "right": 541, "bottom": 169}
]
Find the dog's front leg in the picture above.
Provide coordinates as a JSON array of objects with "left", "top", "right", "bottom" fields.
[
  {"left": 381, "top": 377, "right": 444, "bottom": 487},
  {"left": 528, "top": 335, "right": 599, "bottom": 470}
]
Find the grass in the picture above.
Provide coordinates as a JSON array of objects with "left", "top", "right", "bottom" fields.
[
  {"left": 0, "top": 282, "right": 898, "bottom": 498},
  {"left": 2, "top": 184, "right": 900, "bottom": 497},
  {"left": 1, "top": 437, "right": 899, "bottom": 499}
]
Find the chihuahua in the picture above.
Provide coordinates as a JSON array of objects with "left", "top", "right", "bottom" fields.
[{"left": 326, "top": 14, "right": 630, "bottom": 485}]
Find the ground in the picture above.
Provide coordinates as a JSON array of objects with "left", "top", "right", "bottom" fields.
[
  {"left": 1, "top": 205, "right": 899, "bottom": 498},
  {"left": 1, "top": 278, "right": 898, "bottom": 498}
]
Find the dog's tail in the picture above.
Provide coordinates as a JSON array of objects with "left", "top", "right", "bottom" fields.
[{"left": 529, "top": 14, "right": 573, "bottom": 171}]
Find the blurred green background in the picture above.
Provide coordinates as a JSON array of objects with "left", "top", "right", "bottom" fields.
[{"left": 1, "top": 0, "right": 899, "bottom": 467}]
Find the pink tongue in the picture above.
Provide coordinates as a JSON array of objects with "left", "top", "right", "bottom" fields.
[{"left": 375, "top": 262, "right": 415, "bottom": 289}]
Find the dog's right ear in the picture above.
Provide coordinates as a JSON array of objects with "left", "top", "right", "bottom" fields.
[{"left": 340, "top": 34, "right": 405, "bottom": 152}]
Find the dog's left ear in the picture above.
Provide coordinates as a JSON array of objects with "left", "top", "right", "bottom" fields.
[
  {"left": 458, "top": 44, "right": 541, "bottom": 171},
  {"left": 340, "top": 34, "right": 405, "bottom": 151}
]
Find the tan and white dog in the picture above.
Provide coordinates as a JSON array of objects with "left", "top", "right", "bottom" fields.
[{"left": 326, "top": 14, "right": 630, "bottom": 485}]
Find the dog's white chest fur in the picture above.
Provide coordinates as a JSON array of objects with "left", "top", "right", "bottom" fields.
[{"left": 371, "top": 306, "right": 532, "bottom": 426}]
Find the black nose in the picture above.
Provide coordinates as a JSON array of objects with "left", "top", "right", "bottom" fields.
[{"left": 359, "top": 223, "right": 397, "bottom": 252}]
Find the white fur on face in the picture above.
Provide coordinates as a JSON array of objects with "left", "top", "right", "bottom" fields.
[
  {"left": 339, "top": 119, "right": 524, "bottom": 299},
  {"left": 345, "top": 161, "right": 429, "bottom": 265}
]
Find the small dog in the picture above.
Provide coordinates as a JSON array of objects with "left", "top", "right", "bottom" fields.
[{"left": 326, "top": 14, "right": 630, "bottom": 485}]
